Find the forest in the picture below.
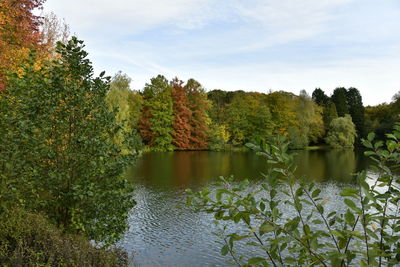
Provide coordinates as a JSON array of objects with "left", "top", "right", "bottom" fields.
[{"left": 107, "top": 72, "right": 400, "bottom": 151}]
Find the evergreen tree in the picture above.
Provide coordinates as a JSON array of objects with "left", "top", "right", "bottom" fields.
[
  {"left": 312, "top": 88, "right": 329, "bottom": 106},
  {"left": 346, "top": 87, "right": 365, "bottom": 139},
  {"left": 331, "top": 87, "right": 349, "bottom": 117}
]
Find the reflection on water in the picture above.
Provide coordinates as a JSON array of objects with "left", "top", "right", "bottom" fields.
[
  {"left": 127, "top": 149, "right": 369, "bottom": 188},
  {"left": 121, "top": 149, "right": 370, "bottom": 266}
]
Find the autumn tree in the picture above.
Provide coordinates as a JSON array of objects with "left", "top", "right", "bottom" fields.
[
  {"left": 170, "top": 78, "right": 191, "bottom": 150},
  {"left": 139, "top": 75, "right": 174, "bottom": 151},
  {"left": 264, "top": 91, "right": 297, "bottom": 136},
  {"left": 186, "top": 79, "right": 210, "bottom": 150},
  {"left": 0, "top": 0, "right": 45, "bottom": 90}
]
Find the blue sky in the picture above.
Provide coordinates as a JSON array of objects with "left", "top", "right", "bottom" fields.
[{"left": 42, "top": 0, "right": 400, "bottom": 105}]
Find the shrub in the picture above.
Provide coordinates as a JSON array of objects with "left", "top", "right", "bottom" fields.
[
  {"left": 187, "top": 124, "right": 400, "bottom": 266},
  {"left": 0, "top": 208, "right": 127, "bottom": 267}
]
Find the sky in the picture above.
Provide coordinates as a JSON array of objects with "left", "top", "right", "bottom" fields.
[{"left": 41, "top": 0, "right": 400, "bottom": 106}]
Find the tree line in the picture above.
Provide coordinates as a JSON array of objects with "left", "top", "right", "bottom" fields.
[{"left": 108, "top": 73, "right": 399, "bottom": 151}]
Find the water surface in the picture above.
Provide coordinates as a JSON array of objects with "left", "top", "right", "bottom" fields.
[{"left": 120, "top": 149, "right": 370, "bottom": 266}]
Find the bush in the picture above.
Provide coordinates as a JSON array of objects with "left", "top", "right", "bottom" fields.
[
  {"left": 187, "top": 124, "right": 400, "bottom": 266},
  {"left": 0, "top": 208, "right": 127, "bottom": 266}
]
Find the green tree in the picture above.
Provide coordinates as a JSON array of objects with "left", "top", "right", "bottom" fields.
[
  {"left": 0, "top": 38, "right": 136, "bottom": 245},
  {"left": 139, "top": 75, "right": 174, "bottom": 151},
  {"left": 289, "top": 90, "right": 324, "bottom": 148},
  {"left": 331, "top": 87, "right": 349, "bottom": 117},
  {"left": 225, "top": 93, "right": 273, "bottom": 145},
  {"left": 106, "top": 71, "right": 142, "bottom": 153},
  {"left": 323, "top": 101, "right": 338, "bottom": 130},
  {"left": 325, "top": 114, "right": 356, "bottom": 148},
  {"left": 312, "top": 88, "right": 329, "bottom": 106},
  {"left": 346, "top": 87, "right": 365, "bottom": 139}
]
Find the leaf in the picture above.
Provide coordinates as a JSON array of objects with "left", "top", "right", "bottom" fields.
[
  {"left": 312, "top": 188, "right": 321, "bottom": 198},
  {"left": 259, "top": 221, "right": 275, "bottom": 235},
  {"left": 221, "top": 244, "right": 229, "bottom": 256}
]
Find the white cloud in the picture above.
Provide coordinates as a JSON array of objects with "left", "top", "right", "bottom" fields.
[{"left": 42, "top": 0, "right": 400, "bottom": 105}]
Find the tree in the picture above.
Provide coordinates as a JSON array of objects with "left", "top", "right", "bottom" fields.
[
  {"left": 171, "top": 78, "right": 192, "bottom": 150},
  {"left": 106, "top": 71, "right": 143, "bottom": 153},
  {"left": 289, "top": 90, "right": 324, "bottom": 148},
  {"left": 0, "top": 0, "right": 45, "bottom": 90},
  {"left": 0, "top": 38, "right": 136, "bottom": 245},
  {"left": 226, "top": 93, "right": 273, "bottom": 145},
  {"left": 139, "top": 75, "right": 174, "bottom": 151},
  {"left": 312, "top": 88, "right": 329, "bottom": 106},
  {"left": 40, "top": 12, "right": 70, "bottom": 58},
  {"left": 186, "top": 79, "right": 210, "bottom": 150},
  {"left": 346, "top": 87, "right": 365, "bottom": 139},
  {"left": 323, "top": 101, "right": 338, "bottom": 130},
  {"left": 331, "top": 87, "right": 349, "bottom": 117},
  {"left": 325, "top": 115, "right": 356, "bottom": 148},
  {"left": 264, "top": 91, "right": 298, "bottom": 136}
]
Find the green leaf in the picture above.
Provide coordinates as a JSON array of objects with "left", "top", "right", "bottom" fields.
[
  {"left": 221, "top": 244, "right": 229, "bottom": 256},
  {"left": 312, "top": 188, "right": 321, "bottom": 198},
  {"left": 259, "top": 221, "right": 275, "bottom": 235}
]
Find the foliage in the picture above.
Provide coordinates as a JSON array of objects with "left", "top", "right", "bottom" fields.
[
  {"left": 289, "top": 90, "right": 324, "bottom": 148},
  {"left": 365, "top": 93, "right": 400, "bottom": 140},
  {"left": 186, "top": 78, "right": 211, "bottom": 150},
  {"left": 326, "top": 115, "right": 357, "bottom": 148},
  {"left": 0, "top": 0, "right": 45, "bottom": 90},
  {"left": 347, "top": 87, "right": 366, "bottom": 139},
  {"left": 323, "top": 101, "right": 339, "bottom": 130},
  {"left": 225, "top": 92, "right": 273, "bottom": 145},
  {"left": 208, "top": 123, "right": 230, "bottom": 151},
  {"left": 187, "top": 123, "right": 400, "bottom": 266},
  {"left": 264, "top": 91, "right": 298, "bottom": 136},
  {"left": 0, "top": 208, "right": 127, "bottom": 266},
  {"left": 139, "top": 75, "right": 175, "bottom": 151},
  {"left": 0, "top": 37, "right": 136, "bottom": 245},
  {"left": 312, "top": 88, "right": 329, "bottom": 106},
  {"left": 331, "top": 87, "right": 349, "bottom": 117},
  {"left": 171, "top": 77, "right": 192, "bottom": 150},
  {"left": 106, "top": 71, "right": 143, "bottom": 153}
]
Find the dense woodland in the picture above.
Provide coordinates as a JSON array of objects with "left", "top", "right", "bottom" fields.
[
  {"left": 107, "top": 73, "right": 400, "bottom": 151},
  {"left": 1, "top": 0, "right": 399, "bottom": 266}
]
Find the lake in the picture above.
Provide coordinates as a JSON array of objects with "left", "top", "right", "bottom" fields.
[{"left": 120, "top": 149, "right": 370, "bottom": 267}]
